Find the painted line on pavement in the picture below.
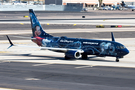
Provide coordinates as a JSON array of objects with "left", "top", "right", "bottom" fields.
[
  {"left": 0, "top": 87, "right": 21, "bottom": 90},
  {"left": 75, "top": 65, "right": 96, "bottom": 69},
  {"left": 32, "top": 63, "right": 51, "bottom": 66},
  {"left": 25, "top": 78, "right": 40, "bottom": 80}
]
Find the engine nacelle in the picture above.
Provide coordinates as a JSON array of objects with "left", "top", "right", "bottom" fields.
[{"left": 65, "top": 51, "right": 81, "bottom": 59}]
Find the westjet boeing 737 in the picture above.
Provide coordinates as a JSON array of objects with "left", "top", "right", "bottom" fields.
[{"left": 7, "top": 9, "right": 129, "bottom": 62}]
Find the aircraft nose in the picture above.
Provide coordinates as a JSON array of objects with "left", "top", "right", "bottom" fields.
[{"left": 123, "top": 48, "right": 129, "bottom": 55}]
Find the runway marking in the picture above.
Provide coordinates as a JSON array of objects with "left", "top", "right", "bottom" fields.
[
  {"left": 23, "top": 16, "right": 29, "bottom": 18},
  {"left": 0, "top": 60, "right": 10, "bottom": 63},
  {"left": 0, "top": 42, "right": 8, "bottom": 44},
  {"left": 20, "top": 23, "right": 24, "bottom": 25},
  {"left": 0, "top": 87, "right": 21, "bottom": 90},
  {"left": 75, "top": 65, "right": 96, "bottom": 69},
  {"left": 25, "top": 78, "right": 40, "bottom": 80},
  {"left": 73, "top": 24, "right": 76, "bottom": 26},
  {"left": 32, "top": 63, "right": 51, "bottom": 66},
  {"left": 0, "top": 51, "right": 9, "bottom": 53}
]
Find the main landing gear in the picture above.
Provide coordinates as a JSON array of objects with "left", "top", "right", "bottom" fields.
[
  {"left": 64, "top": 56, "right": 70, "bottom": 60},
  {"left": 81, "top": 54, "right": 88, "bottom": 59},
  {"left": 116, "top": 57, "right": 119, "bottom": 62}
]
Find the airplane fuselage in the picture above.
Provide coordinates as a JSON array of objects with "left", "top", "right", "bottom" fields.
[{"left": 32, "top": 36, "right": 129, "bottom": 59}]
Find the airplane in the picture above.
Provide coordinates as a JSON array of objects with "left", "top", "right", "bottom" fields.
[
  {"left": 6, "top": 9, "right": 129, "bottom": 62},
  {"left": 121, "top": 1, "right": 135, "bottom": 11}
]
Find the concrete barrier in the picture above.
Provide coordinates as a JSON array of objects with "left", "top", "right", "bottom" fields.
[
  {"left": 0, "top": 5, "right": 83, "bottom": 11},
  {"left": 0, "top": 5, "right": 45, "bottom": 11}
]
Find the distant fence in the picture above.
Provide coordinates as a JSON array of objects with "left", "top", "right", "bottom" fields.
[{"left": 0, "top": 5, "right": 83, "bottom": 11}]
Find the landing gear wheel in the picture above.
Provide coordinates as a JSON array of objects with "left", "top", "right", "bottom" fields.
[
  {"left": 64, "top": 56, "right": 70, "bottom": 60},
  {"left": 82, "top": 54, "right": 88, "bottom": 59},
  {"left": 116, "top": 58, "right": 119, "bottom": 62}
]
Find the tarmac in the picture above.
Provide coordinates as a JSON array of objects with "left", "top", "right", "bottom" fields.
[{"left": 0, "top": 10, "right": 135, "bottom": 90}]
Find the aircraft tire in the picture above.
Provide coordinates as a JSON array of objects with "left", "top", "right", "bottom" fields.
[
  {"left": 82, "top": 54, "right": 88, "bottom": 59},
  {"left": 116, "top": 58, "right": 119, "bottom": 62},
  {"left": 64, "top": 56, "right": 70, "bottom": 60}
]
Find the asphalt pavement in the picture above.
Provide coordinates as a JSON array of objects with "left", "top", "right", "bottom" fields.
[
  {"left": 0, "top": 10, "right": 135, "bottom": 90},
  {"left": 1, "top": 10, "right": 135, "bottom": 19},
  {"left": 0, "top": 62, "right": 135, "bottom": 90},
  {"left": 1, "top": 31, "right": 135, "bottom": 40}
]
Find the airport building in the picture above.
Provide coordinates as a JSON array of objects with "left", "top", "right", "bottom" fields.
[
  {"left": 1, "top": 0, "right": 135, "bottom": 6},
  {"left": 62, "top": 0, "right": 135, "bottom": 7},
  {"left": 0, "top": 0, "right": 135, "bottom": 11}
]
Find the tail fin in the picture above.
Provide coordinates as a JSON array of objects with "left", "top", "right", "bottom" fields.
[
  {"left": 29, "top": 9, "right": 52, "bottom": 38},
  {"left": 111, "top": 32, "right": 115, "bottom": 42}
]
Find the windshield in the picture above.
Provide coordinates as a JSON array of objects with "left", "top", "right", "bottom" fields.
[{"left": 116, "top": 45, "right": 125, "bottom": 49}]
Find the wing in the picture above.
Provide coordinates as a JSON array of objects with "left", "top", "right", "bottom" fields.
[
  {"left": 40, "top": 47, "right": 84, "bottom": 53},
  {"left": 6, "top": 35, "right": 84, "bottom": 53}
]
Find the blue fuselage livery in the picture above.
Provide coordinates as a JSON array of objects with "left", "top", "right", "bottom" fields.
[
  {"left": 32, "top": 35, "right": 129, "bottom": 61},
  {"left": 28, "top": 9, "right": 129, "bottom": 62}
]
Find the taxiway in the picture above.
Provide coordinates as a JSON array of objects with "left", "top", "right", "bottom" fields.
[{"left": 0, "top": 11, "right": 135, "bottom": 90}]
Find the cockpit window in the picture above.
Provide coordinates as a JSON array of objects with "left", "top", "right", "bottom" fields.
[{"left": 116, "top": 45, "right": 125, "bottom": 49}]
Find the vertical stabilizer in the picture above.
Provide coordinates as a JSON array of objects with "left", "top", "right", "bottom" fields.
[
  {"left": 29, "top": 9, "right": 52, "bottom": 38},
  {"left": 111, "top": 32, "right": 115, "bottom": 42}
]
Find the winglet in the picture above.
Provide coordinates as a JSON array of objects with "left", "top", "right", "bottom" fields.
[
  {"left": 111, "top": 32, "right": 115, "bottom": 42},
  {"left": 6, "top": 35, "right": 14, "bottom": 49}
]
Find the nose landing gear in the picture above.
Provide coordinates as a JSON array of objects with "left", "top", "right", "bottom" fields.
[{"left": 116, "top": 57, "right": 119, "bottom": 62}]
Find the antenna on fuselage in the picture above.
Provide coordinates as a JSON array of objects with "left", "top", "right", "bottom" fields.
[{"left": 111, "top": 32, "right": 115, "bottom": 42}]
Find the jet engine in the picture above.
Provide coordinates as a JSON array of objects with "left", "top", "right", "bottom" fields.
[{"left": 65, "top": 51, "right": 82, "bottom": 59}]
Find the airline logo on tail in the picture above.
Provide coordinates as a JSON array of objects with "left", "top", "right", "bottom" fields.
[
  {"left": 29, "top": 9, "right": 52, "bottom": 38},
  {"left": 29, "top": 9, "right": 45, "bottom": 37}
]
